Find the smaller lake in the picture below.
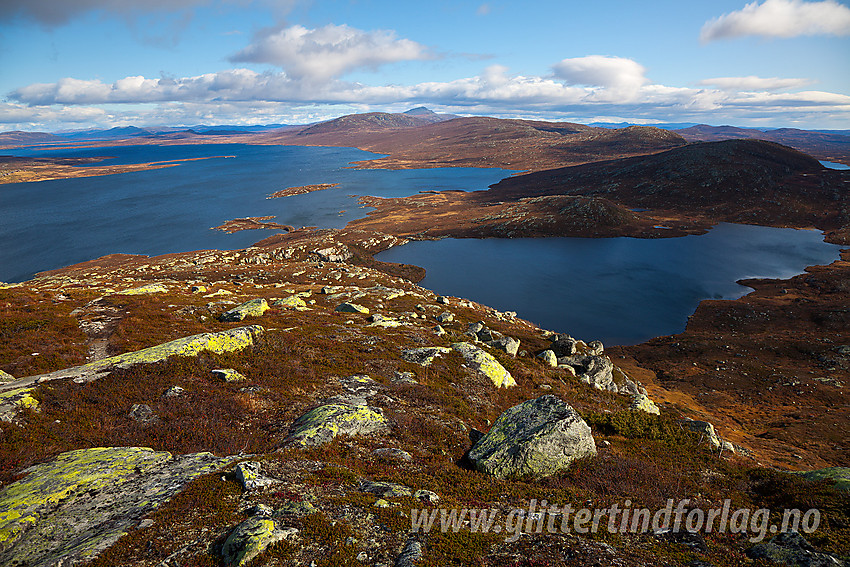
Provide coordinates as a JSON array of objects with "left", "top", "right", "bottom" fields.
[{"left": 375, "top": 223, "right": 843, "bottom": 345}]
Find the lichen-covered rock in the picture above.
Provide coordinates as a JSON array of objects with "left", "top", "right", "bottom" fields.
[
  {"left": 8, "top": 326, "right": 264, "bottom": 387},
  {"left": 796, "top": 467, "right": 850, "bottom": 491},
  {"left": 401, "top": 346, "right": 452, "bottom": 366},
  {"left": 0, "top": 447, "right": 227, "bottom": 566},
  {"left": 358, "top": 479, "right": 412, "bottom": 498},
  {"left": 550, "top": 334, "right": 577, "bottom": 357},
  {"left": 395, "top": 535, "right": 424, "bottom": 567},
  {"left": 537, "top": 350, "right": 557, "bottom": 367},
  {"left": 234, "top": 461, "right": 279, "bottom": 491},
  {"left": 127, "top": 403, "right": 159, "bottom": 424},
  {"left": 221, "top": 515, "right": 297, "bottom": 567},
  {"left": 746, "top": 531, "right": 846, "bottom": 567},
  {"left": 273, "top": 296, "right": 308, "bottom": 309},
  {"left": 212, "top": 368, "right": 247, "bottom": 382},
  {"left": 287, "top": 404, "right": 389, "bottom": 446},
  {"left": 436, "top": 312, "right": 454, "bottom": 323},
  {"left": 452, "top": 342, "right": 516, "bottom": 388},
  {"left": 335, "top": 302, "right": 370, "bottom": 314},
  {"left": 680, "top": 419, "right": 722, "bottom": 449},
  {"left": 468, "top": 395, "right": 596, "bottom": 479},
  {"left": 0, "top": 370, "right": 15, "bottom": 383},
  {"left": 0, "top": 387, "right": 39, "bottom": 423},
  {"left": 630, "top": 394, "right": 660, "bottom": 415},
  {"left": 219, "top": 299, "right": 269, "bottom": 322},
  {"left": 119, "top": 283, "right": 169, "bottom": 295},
  {"left": 191, "top": 285, "right": 207, "bottom": 293}
]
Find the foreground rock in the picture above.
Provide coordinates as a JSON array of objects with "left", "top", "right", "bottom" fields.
[
  {"left": 452, "top": 342, "right": 516, "bottom": 388},
  {"left": 0, "top": 447, "right": 227, "bottom": 566},
  {"left": 468, "top": 395, "right": 596, "bottom": 479},
  {"left": 287, "top": 404, "right": 389, "bottom": 446}
]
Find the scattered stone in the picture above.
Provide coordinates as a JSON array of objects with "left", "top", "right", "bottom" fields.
[
  {"left": 219, "top": 299, "right": 270, "bottom": 322},
  {"left": 392, "top": 371, "right": 418, "bottom": 385},
  {"left": 0, "top": 447, "right": 227, "bottom": 567},
  {"left": 630, "top": 394, "right": 660, "bottom": 415},
  {"left": 679, "top": 419, "right": 722, "bottom": 449},
  {"left": 191, "top": 285, "right": 207, "bottom": 293},
  {"left": 287, "top": 404, "right": 389, "bottom": 446},
  {"left": 437, "top": 296, "right": 450, "bottom": 305},
  {"left": 373, "top": 448, "right": 414, "bottom": 462},
  {"left": 401, "top": 346, "right": 452, "bottom": 366},
  {"left": 467, "top": 321, "right": 485, "bottom": 335},
  {"left": 335, "top": 302, "right": 370, "bottom": 314},
  {"left": 320, "top": 286, "right": 343, "bottom": 294},
  {"left": 395, "top": 535, "right": 424, "bottom": 567},
  {"left": 273, "top": 296, "right": 308, "bottom": 309},
  {"left": 746, "top": 531, "right": 845, "bottom": 567},
  {"left": 433, "top": 325, "right": 446, "bottom": 336},
  {"left": 275, "top": 500, "right": 317, "bottom": 516},
  {"left": 359, "top": 479, "right": 412, "bottom": 498},
  {"left": 550, "top": 334, "right": 577, "bottom": 357},
  {"left": 373, "top": 498, "right": 392, "bottom": 508},
  {"left": 0, "top": 387, "right": 39, "bottom": 423},
  {"left": 560, "top": 354, "right": 617, "bottom": 392},
  {"left": 487, "top": 336, "right": 520, "bottom": 357},
  {"left": 127, "top": 403, "right": 159, "bottom": 424},
  {"left": 436, "top": 312, "right": 454, "bottom": 323},
  {"left": 414, "top": 490, "right": 440, "bottom": 504},
  {"left": 468, "top": 395, "right": 597, "bottom": 479},
  {"left": 721, "top": 441, "right": 736, "bottom": 454},
  {"left": 212, "top": 368, "right": 247, "bottom": 382},
  {"left": 162, "top": 385, "right": 184, "bottom": 398},
  {"left": 221, "top": 515, "right": 297, "bottom": 567},
  {"left": 451, "top": 342, "right": 516, "bottom": 388},
  {"left": 587, "top": 340, "right": 604, "bottom": 355},
  {"left": 119, "top": 283, "right": 168, "bottom": 295},
  {"left": 233, "top": 461, "right": 279, "bottom": 491},
  {"left": 537, "top": 350, "right": 557, "bottom": 367},
  {"left": 0, "top": 370, "right": 15, "bottom": 383}
]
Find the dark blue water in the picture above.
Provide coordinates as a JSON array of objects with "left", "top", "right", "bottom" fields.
[
  {"left": 375, "top": 224, "right": 843, "bottom": 345},
  {"left": 0, "top": 144, "right": 509, "bottom": 283}
]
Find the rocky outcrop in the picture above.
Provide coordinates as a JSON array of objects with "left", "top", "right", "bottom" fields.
[
  {"left": 219, "top": 298, "right": 270, "bottom": 322},
  {"left": 559, "top": 354, "right": 617, "bottom": 392},
  {"left": 680, "top": 419, "right": 722, "bottom": 449},
  {"left": 452, "top": 342, "right": 516, "bottom": 388},
  {"left": 234, "top": 461, "right": 280, "bottom": 491},
  {"left": 746, "top": 531, "right": 846, "bottom": 567},
  {"left": 401, "top": 346, "right": 452, "bottom": 366},
  {"left": 630, "top": 393, "right": 660, "bottom": 415},
  {"left": 335, "top": 302, "right": 370, "bottom": 314},
  {"left": 0, "top": 447, "right": 227, "bottom": 567},
  {"left": 468, "top": 395, "right": 596, "bottom": 479},
  {"left": 0, "top": 370, "right": 15, "bottom": 383},
  {"left": 0, "top": 387, "right": 38, "bottom": 423},
  {"left": 287, "top": 404, "right": 389, "bottom": 446}
]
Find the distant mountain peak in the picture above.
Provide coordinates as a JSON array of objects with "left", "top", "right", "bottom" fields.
[{"left": 403, "top": 107, "right": 436, "bottom": 116}]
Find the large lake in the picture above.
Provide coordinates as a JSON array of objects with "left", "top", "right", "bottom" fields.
[
  {"left": 376, "top": 225, "right": 842, "bottom": 344},
  {"left": 1, "top": 144, "right": 509, "bottom": 283},
  {"left": 1, "top": 143, "right": 843, "bottom": 344}
]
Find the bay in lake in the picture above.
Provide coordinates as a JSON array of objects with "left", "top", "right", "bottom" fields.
[{"left": 375, "top": 224, "right": 843, "bottom": 345}]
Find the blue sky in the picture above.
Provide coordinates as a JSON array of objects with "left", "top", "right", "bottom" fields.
[{"left": 1, "top": 0, "right": 849, "bottom": 131}]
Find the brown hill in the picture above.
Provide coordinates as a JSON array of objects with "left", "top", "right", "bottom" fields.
[
  {"left": 261, "top": 114, "right": 687, "bottom": 172},
  {"left": 676, "top": 124, "right": 850, "bottom": 166},
  {"left": 490, "top": 139, "right": 849, "bottom": 234},
  {"left": 0, "top": 130, "right": 64, "bottom": 147}
]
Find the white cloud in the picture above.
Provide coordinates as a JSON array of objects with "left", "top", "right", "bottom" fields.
[
  {"left": 697, "top": 76, "right": 815, "bottom": 91},
  {"left": 0, "top": 0, "right": 211, "bottom": 26},
  {"left": 701, "top": 0, "right": 850, "bottom": 41},
  {"left": 551, "top": 56, "right": 648, "bottom": 101},
  {"left": 230, "top": 24, "right": 432, "bottom": 82}
]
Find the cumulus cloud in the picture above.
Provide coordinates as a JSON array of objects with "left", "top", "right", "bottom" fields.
[
  {"left": 551, "top": 56, "right": 648, "bottom": 100},
  {"left": 697, "top": 76, "right": 815, "bottom": 91},
  {"left": 701, "top": 0, "right": 850, "bottom": 41},
  {"left": 230, "top": 24, "right": 432, "bottom": 82}
]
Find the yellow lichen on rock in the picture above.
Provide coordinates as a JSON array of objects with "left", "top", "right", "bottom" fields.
[
  {"left": 0, "top": 447, "right": 171, "bottom": 550},
  {"left": 118, "top": 283, "right": 169, "bottom": 295},
  {"left": 452, "top": 342, "right": 516, "bottom": 388}
]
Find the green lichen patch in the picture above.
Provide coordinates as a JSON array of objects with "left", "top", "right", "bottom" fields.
[{"left": 451, "top": 342, "right": 516, "bottom": 388}]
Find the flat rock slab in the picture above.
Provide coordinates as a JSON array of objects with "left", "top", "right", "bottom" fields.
[
  {"left": 469, "top": 395, "right": 596, "bottom": 479},
  {"left": 1, "top": 325, "right": 264, "bottom": 392},
  {"left": 0, "top": 447, "right": 228, "bottom": 567},
  {"left": 287, "top": 404, "right": 389, "bottom": 446}
]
